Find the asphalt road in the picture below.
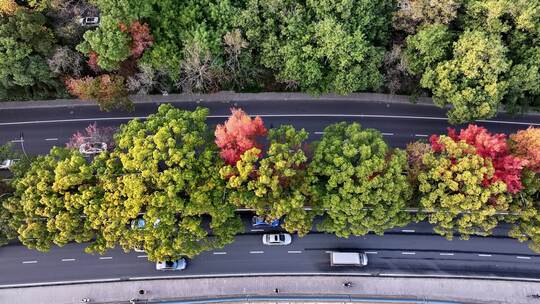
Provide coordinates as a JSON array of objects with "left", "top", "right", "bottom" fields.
[
  {"left": 0, "top": 230, "right": 538, "bottom": 287},
  {"left": 1, "top": 99, "right": 539, "bottom": 154}
]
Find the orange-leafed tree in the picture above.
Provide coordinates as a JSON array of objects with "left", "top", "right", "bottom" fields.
[
  {"left": 511, "top": 127, "right": 540, "bottom": 173},
  {"left": 65, "top": 75, "right": 133, "bottom": 112},
  {"left": 215, "top": 108, "right": 267, "bottom": 165}
]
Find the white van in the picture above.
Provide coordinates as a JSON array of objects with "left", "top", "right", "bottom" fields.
[{"left": 330, "top": 252, "right": 368, "bottom": 267}]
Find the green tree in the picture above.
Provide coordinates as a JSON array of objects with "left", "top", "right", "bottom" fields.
[
  {"left": 508, "top": 170, "right": 540, "bottom": 252},
  {"left": 238, "top": 0, "right": 391, "bottom": 94},
  {"left": 0, "top": 143, "right": 19, "bottom": 246},
  {"left": 0, "top": 10, "right": 63, "bottom": 100},
  {"left": 421, "top": 30, "right": 510, "bottom": 123},
  {"left": 309, "top": 122, "right": 413, "bottom": 238},
  {"left": 404, "top": 24, "right": 453, "bottom": 75},
  {"left": 77, "top": 16, "right": 131, "bottom": 71},
  {"left": 4, "top": 147, "right": 95, "bottom": 251},
  {"left": 418, "top": 136, "right": 509, "bottom": 239},
  {"left": 86, "top": 104, "right": 242, "bottom": 261},
  {"left": 221, "top": 125, "right": 316, "bottom": 235}
]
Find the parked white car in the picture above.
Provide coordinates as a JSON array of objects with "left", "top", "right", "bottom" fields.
[
  {"left": 79, "top": 142, "right": 107, "bottom": 155},
  {"left": 0, "top": 159, "right": 17, "bottom": 170},
  {"left": 262, "top": 233, "right": 292, "bottom": 245},
  {"left": 156, "top": 259, "right": 187, "bottom": 271},
  {"left": 79, "top": 16, "right": 100, "bottom": 27}
]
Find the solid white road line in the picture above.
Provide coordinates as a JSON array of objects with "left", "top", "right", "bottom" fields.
[
  {"left": 401, "top": 252, "right": 416, "bottom": 255},
  {"left": 439, "top": 253, "right": 454, "bottom": 256},
  {"left": 213, "top": 252, "right": 227, "bottom": 255},
  {"left": 22, "top": 260, "right": 37, "bottom": 264},
  {"left": 478, "top": 254, "right": 492, "bottom": 257},
  {"left": 415, "top": 134, "right": 428, "bottom": 137},
  {"left": 287, "top": 250, "right": 302, "bottom": 254},
  {"left": 99, "top": 257, "right": 113, "bottom": 260},
  {"left": 401, "top": 229, "right": 415, "bottom": 233},
  {"left": 249, "top": 251, "right": 264, "bottom": 254},
  {"left": 365, "top": 251, "right": 378, "bottom": 254},
  {"left": 137, "top": 255, "right": 148, "bottom": 258},
  {"left": 516, "top": 256, "right": 532, "bottom": 260},
  {"left": 61, "top": 258, "right": 76, "bottom": 262},
  {"left": 2, "top": 114, "right": 539, "bottom": 126}
]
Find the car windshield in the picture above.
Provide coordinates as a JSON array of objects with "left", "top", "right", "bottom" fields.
[
  {"left": 165, "top": 261, "right": 174, "bottom": 267},
  {"left": 279, "top": 234, "right": 285, "bottom": 241}
]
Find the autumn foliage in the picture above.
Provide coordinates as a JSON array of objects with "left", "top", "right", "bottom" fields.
[
  {"left": 430, "top": 125, "right": 527, "bottom": 193},
  {"left": 65, "top": 75, "right": 133, "bottom": 112},
  {"left": 119, "top": 21, "right": 154, "bottom": 59},
  {"left": 511, "top": 127, "right": 540, "bottom": 173},
  {"left": 215, "top": 108, "right": 268, "bottom": 165},
  {"left": 67, "top": 123, "right": 116, "bottom": 150}
]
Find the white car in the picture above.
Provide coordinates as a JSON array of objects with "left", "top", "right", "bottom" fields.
[
  {"left": 156, "top": 259, "right": 187, "bottom": 271},
  {"left": 262, "top": 233, "right": 292, "bottom": 245},
  {"left": 0, "top": 159, "right": 17, "bottom": 170},
  {"left": 79, "top": 16, "right": 100, "bottom": 27},
  {"left": 79, "top": 142, "right": 107, "bottom": 155}
]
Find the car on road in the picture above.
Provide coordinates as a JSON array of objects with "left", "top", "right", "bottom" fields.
[
  {"left": 252, "top": 216, "right": 280, "bottom": 228},
  {"left": 330, "top": 252, "right": 368, "bottom": 267},
  {"left": 79, "top": 142, "right": 107, "bottom": 155},
  {"left": 262, "top": 233, "right": 292, "bottom": 245},
  {"left": 156, "top": 259, "right": 187, "bottom": 271},
  {"left": 0, "top": 159, "right": 17, "bottom": 170}
]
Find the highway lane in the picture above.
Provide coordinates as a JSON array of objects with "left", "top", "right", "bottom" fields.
[
  {"left": 1, "top": 100, "right": 539, "bottom": 155},
  {"left": 0, "top": 233, "right": 538, "bottom": 286}
]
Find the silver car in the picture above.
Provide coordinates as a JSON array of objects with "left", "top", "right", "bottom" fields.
[
  {"left": 155, "top": 259, "right": 187, "bottom": 271},
  {"left": 0, "top": 159, "right": 17, "bottom": 170},
  {"left": 79, "top": 142, "right": 107, "bottom": 155},
  {"left": 262, "top": 233, "right": 292, "bottom": 245}
]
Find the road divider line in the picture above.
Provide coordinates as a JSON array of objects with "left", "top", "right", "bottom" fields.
[
  {"left": 99, "top": 257, "right": 113, "bottom": 260},
  {"left": 137, "top": 255, "right": 148, "bottom": 258},
  {"left": 249, "top": 251, "right": 264, "bottom": 254},
  {"left": 365, "top": 251, "right": 378, "bottom": 254},
  {"left": 478, "top": 254, "right": 492, "bottom": 257},
  {"left": 213, "top": 252, "right": 227, "bottom": 255},
  {"left": 44, "top": 138, "right": 58, "bottom": 141},
  {"left": 401, "top": 229, "right": 415, "bottom": 233},
  {"left": 22, "top": 260, "right": 37, "bottom": 264},
  {"left": 516, "top": 256, "right": 531, "bottom": 260},
  {"left": 415, "top": 134, "right": 428, "bottom": 137},
  {"left": 287, "top": 251, "right": 302, "bottom": 254},
  {"left": 61, "top": 258, "right": 76, "bottom": 262},
  {"left": 439, "top": 253, "right": 454, "bottom": 256},
  {"left": 401, "top": 252, "right": 416, "bottom": 255}
]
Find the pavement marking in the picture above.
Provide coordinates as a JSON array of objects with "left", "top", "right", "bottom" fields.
[
  {"left": 415, "top": 134, "right": 428, "bottom": 137},
  {"left": 2, "top": 114, "right": 540, "bottom": 126},
  {"left": 478, "top": 254, "right": 492, "bottom": 257},
  {"left": 213, "top": 252, "right": 227, "bottom": 255},
  {"left": 382, "top": 132, "right": 394, "bottom": 136},
  {"left": 287, "top": 250, "right": 302, "bottom": 254},
  {"left": 314, "top": 132, "right": 324, "bottom": 135},
  {"left": 99, "top": 257, "right": 113, "bottom": 260},
  {"left": 401, "top": 229, "right": 415, "bottom": 233},
  {"left": 250, "top": 229, "right": 264, "bottom": 232},
  {"left": 249, "top": 251, "right": 264, "bottom": 254},
  {"left": 22, "top": 260, "right": 37, "bottom": 264},
  {"left": 61, "top": 258, "right": 76, "bottom": 262},
  {"left": 137, "top": 255, "right": 148, "bottom": 258},
  {"left": 439, "top": 253, "right": 454, "bottom": 256},
  {"left": 325, "top": 251, "right": 333, "bottom": 254},
  {"left": 401, "top": 252, "right": 416, "bottom": 255},
  {"left": 365, "top": 251, "right": 378, "bottom": 254},
  {"left": 10, "top": 139, "right": 23, "bottom": 143},
  {"left": 44, "top": 138, "right": 58, "bottom": 141},
  {"left": 517, "top": 256, "right": 532, "bottom": 260}
]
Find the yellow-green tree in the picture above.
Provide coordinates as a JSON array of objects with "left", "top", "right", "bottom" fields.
[
  {"left": 221, "top": 125, "right": 316, "bottom": 236},
  {"left": 309, "top": 122, "right": 413, "bottom": 238},
  {"left": 508, "top": 170, "right": 540, "bottom": 252},
  {"left": 418, "top": 136, "right": 509, "bottom": 239}
]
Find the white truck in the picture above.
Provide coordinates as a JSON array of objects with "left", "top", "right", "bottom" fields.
[{"left": 330, "top": 252, "right": 368, "bottom": 267}]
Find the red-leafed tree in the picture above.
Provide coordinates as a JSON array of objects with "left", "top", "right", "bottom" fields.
[
  {"left": 430, "top": 124, "right": 527, "bottom": 193},
  {"left": 67, "top": 122, "right": 116, "bottom": 150},
  {"left": 511, "top": 127, "right": 540, "bottom": 173},
  {"left": 88, "top": 51, "right": 100, "bottom": 72},
  {"left": 119, "top": 21, "right": 154, "bottom": 59},
  {"left": 215, "top": 108, "right": 268, "bottom": 165}
]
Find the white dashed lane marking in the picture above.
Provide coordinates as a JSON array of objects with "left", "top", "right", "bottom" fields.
[
  {"left": 137, "top": 255, "right": 148, "bottom": 258},
  {"left": 250, "top": 229, "right": 264, "bottom": 232},
  {"left": 382, "top": 133, "right": 394, "bottom": 136},
  {"left": 401, "top": 229, "right": 415, "bottom": 233},
  {"left": 287, "top": 251, "right": 302, "bottom": 254},
  {"left": 415, "top": 134, "right": 428, "bottom": 137},
  {"left": 99, "top": 257, "right": 113, "bottom": 260},
  {"left": 44, "top": 138, "right": 58, "bottom": 141},
  {"left": 213, "top": 252, "right": 227, "bottom": 255},
  {"left": 401, "top": 252, "right": 416, "bottom": 255},
  {"left": 440, "top": 253, "right": 454, "bottom": 256},
  {"left": 365, "top": 251, "right": 378, "bottom": 254},
  {"left": 478, "top": 254, "right": 492, "bottom": 257},
  {"left": 517, "top": 256, "right": 532, "bottom": 260},
  {"left": 249, "top": 251, "right": 264, "bottom": 254},
  {"left": 22, "top": 260, "right": 37, "bottom": 264},
  {"left": 61, "top": 258, "right": 76, "bottom": 262}
]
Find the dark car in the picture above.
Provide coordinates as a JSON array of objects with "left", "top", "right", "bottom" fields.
[{"left": 251, "top": 216, "right": 280, "bottom": 228}]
